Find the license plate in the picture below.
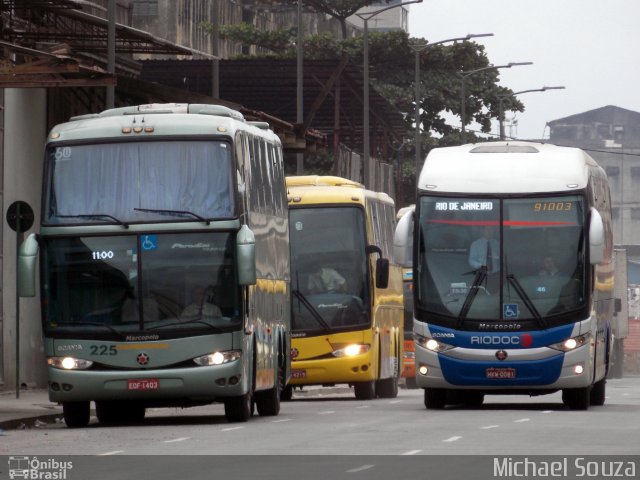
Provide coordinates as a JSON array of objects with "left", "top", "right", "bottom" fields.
[
  {"left": 486, "top": 368, "right": 516, "bottom": 379},
  {"left": 291, "top": 369, "right": 307, "bottom": 379},
  {"left": 127, "top": 379, "right": 159, "bottom": 390}
]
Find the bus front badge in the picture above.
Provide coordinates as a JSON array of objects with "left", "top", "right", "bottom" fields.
[
  {"left": 137, "top": 353, "right": 150, "bottom": 366},
  {"left": 495, "top": 350, "right": 508, "bottom": 361}
]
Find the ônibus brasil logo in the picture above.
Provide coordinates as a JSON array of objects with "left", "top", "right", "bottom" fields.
[
  {"left": 8, "top": 456, "right": 73, "bottom": 479},
  {"left": 470, "top": 333, "right": 533, "bottom": 347}
]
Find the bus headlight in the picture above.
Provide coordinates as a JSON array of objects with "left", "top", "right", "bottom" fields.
[
  {"left": 193, "top": 350, "right": 241, "bottom": 366},
  {"left": 332, "top": 344, "right": 370, "bottom": 358},
  {"left": 47, "top": 357, "right": 94, "bottom": 370},
  {"left": 414, "top": 334, "right": 454, "bottom": 353},
  {"left": 549, "top": 333, "right": 591, "bottom": 352}
]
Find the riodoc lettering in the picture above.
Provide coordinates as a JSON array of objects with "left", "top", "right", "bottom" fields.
[{"left": 471, "top": 335, "right": 520, "bottom": 346}]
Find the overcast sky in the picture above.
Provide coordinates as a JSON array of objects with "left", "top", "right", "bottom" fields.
[{"left": 408, "top": 0, "right": 639, "bottom": 140}]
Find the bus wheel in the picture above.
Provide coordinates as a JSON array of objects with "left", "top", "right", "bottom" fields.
[
  {"left": 562, "top": 387, "right": 590, "bottom": 410},
  {"left": 225, "top": 392, "right": 252, "bottom": 422},
  {"left": 589, "top": 378, "right": 606, "bottom": 406},
  {"left": 96, "top": 401, "right": 119, "bottom": 424},
  {"left": 424, "top": 388, "right": 447, "bottom": 409},
  {"left": 354, "top": 381, "right": 376, "bottom": 400},
  {"left": 281, "top": 385, "right": 294, "bottom": 402},
  {"left": 97, "top": 401, "right": 146, "bottom": 425},
  {"left": 256, "top": 364, "right": 282, "bottom": 416},
  {"left": 376, "top": 376, "right": 399, "bottom": 398},
  {"left": 62, "top": 401, "right": 90, "bottom": 428},
  {"left": 460, "top": 391, "right": 484, "bottom": 407}
]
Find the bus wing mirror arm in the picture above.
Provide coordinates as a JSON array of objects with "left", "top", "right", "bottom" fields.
[
  {"left": 589, "top": 207, "right": 605, "bottom": 265},
  {"left": 18, "top": 233, "right": 39, "bottom": 297}
]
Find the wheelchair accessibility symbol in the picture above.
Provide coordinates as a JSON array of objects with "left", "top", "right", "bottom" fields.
[
  {"left": 141, "top": 235, "right": 158, "bottom": 251},
  {"left": 503, "top": 303, "right": 519, "bottom": 319}
]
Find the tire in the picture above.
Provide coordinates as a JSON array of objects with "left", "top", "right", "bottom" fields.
[
  {"left": 256, "top": 363, "right": 282, "bottom": 416},
  {"left": 562, "top": 387, "right": 590, "bottom": 410},
  {"left": 424, "top": 388, "right": 447, "bottom": 409},
  {"left": 95, "top": 401, "right": 118, "bottom": 425},
  {"left": 281, "top": 385, "right": 294, "bottom": 402},
  {"left": 225, "top": 392, "right": 253, "bottom": 422},
  {"left": 63, "top": 401, "right": 90, "bottom": 428},
  {"left": 590, "top": 378, "right": 606, "bottom": 406},
  {"left": 460, "top": 391, "right": 484, "bottom": 407},
  {"left": 354, "top": 381, "right": 376, "bottom": 400},
  {"left": 376, "top": 376, "right": 399, "bottom": 398}
]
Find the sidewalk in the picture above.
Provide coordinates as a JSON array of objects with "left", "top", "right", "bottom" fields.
[{"left": 0, "top": 388, "right": 62, "bottom": 431}]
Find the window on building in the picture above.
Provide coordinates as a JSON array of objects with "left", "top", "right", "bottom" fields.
[
  {"left": 605, "top": 166, "right": 620, "bottom": 177},
  {"left": 631, "top": 208, "right": 640, "bottom": 220},
  {"left": 630, "top": 167, "right": 640, "bottom": 178},
  {"left": 611, "top": 207, "right": 620, "bottom": 219},
  {"left": 133, "top": 0, "right": 158, "bottom": 17}
]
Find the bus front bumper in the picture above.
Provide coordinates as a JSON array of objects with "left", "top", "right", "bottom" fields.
[
  {"left": 289, "top": 354, "right": 375, "bottom": 386},
  {"left": 415, "top": 343, "right": 594, "bottom": 390},
  {"left": 47, "top": 360, "right": 247, "bottom": 403}
]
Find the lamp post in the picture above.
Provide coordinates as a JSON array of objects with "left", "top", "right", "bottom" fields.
[
  {"left": 411, "top": 33, "right": 493, "bottom": 190},
  {"left": 460, "top": 61, "right": 533, "bottom": 142},
  {"left": 296, "top": 0, "right": 304, "bottom": 174},
  {"left": 498, "top": 86, "right": 565, "bottom": 140},
  {"left": 356, "top": 0, "right": 422, "bottom": 189}
]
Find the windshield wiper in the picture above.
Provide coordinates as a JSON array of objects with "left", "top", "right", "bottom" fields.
[
  {"left": 506, "top": 274, "right": 547, "bottom": 328},
  {"left": 57, "top": 214, "right": 128, "bottom": 228},
  {"left": 134, "top": 207, "right": 210, "bottom": 225},
  {"left": 292, "top": 289, "right": 331, "bottom": 330},
  {"left": 146, "top": 321, "right": 224, "bottom": 332},
  {"left": 456, "top": 266, "right": 487, "bottom": 327},
  {"left": 56, "top": 321, "right": 125, "bottom": 339}
]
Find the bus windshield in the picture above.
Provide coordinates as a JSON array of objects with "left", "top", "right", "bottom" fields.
[
  {"left": 416, "top": 195, "right": 586, "bottom": 326},
  {"left": 42, "top": 232, "right": 242, "bottom": 337},
  {"left": 44, "top": 140, "right": 235, "bottom": 224},
  {"left": 289, "top": 207, "right": 369, "bottom": 333}
]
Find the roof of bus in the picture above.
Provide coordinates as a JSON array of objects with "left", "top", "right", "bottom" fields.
[
  {"left": 286, "top": 175, "right": 393, "bottom": 207},
  {"left": 418, "top": 141, "right": 600, "bottom": 194},
  {"left": 46, "top": 103, "right": 281, "bottom": 144}
]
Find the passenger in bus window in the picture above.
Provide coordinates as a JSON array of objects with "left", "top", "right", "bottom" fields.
[
  {"left": 538, "top": 255, "right": 560, "bottom": 276},
  {"left": 468, "top": 225, "right": 500, "bottom": 273},
  {"left": 181, "top": 286, "right": 222, "bottom": 320},
  {"left": 308, "top": 266, "right": 347, "bottom": 293}
]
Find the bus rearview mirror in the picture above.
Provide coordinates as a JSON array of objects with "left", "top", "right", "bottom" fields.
[
  {"left": 589, "top": 207, "right": 605, "bottom": 265},
  {"left": 236, "top": 225, "right": 257, "bottom": 286},
  {"left": 18, "top": 233, "right": 39, "bottom": 297}
]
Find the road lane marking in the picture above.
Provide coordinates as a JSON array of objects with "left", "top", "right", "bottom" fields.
[
  {"left": 347, "top": 465, "right": 375, "bottom": 473},
  {"left": 272, "top": 419, "right": 292, "bottom": 423},
  {"left": 99, "top": 451, "right": 124, "bottom": 456},
  {"left": 318, "top": 410, "right": 335, "bottom": 415},
  {"left": 480, "top": 425, "right": 500, "bottom": 430},
  {"left": 389, "top": 400, "right": 402, "bottom": 404},
  {"left": 164, "top": 437, "right": 189, "bottom": 443},
  {"left": 443, "top": 436, "right": 462, "bottom": 443},
  {"left": 541, "top": 410, "right": 553, "bottom": 414},
  {"left": 221, "top": 426, "right": 245, "bottom": 432},
  {"left": 402, "top": 450, "right": 422, "bottom": 455},
  {"left": 514, "top": 418, "right": 530, "bottom": 423}
]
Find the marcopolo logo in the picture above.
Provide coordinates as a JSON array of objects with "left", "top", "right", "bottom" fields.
[
  {"left": 8, "top": 456, "right": 73, "bottom": 479},
  {"left": 470, "top": 333, "right": 533, "bottom": 347}
]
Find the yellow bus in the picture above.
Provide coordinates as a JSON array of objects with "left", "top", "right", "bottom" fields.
[{"left": 284, "top": 176, "right": 403, "bottom": 399}]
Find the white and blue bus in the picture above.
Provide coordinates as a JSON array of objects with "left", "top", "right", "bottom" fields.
[
  {"left": 19, "top": 103, "right": 290, "bottom": 426},
  {"left": 394, "top": 141, "right": 614, "bottom": 410}
]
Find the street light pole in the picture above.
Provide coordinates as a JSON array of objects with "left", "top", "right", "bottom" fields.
[
  {"left": 460, "top": 61, "right": 533, "bottom": 142},
  {"left": 296, "top": 0, "right": 304, "bottom": 174},
  {"left": 498, "top": 86, "right": 565, "bottom": 140},
  {"left": 411, "top": 33, "right": 493, "bottom": 191},
  {"left": 356, "top": 0, "right": 422, "bottom": 189}
]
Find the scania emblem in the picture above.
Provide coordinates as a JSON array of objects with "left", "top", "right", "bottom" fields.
[
  {"left": 291, "top": 348, "right": 299, "bottom": 360},
  {"left": 495, "top": 350, "right": 508, "bottom": 361},
  {"left": 137, "top": 353, "right": 150, "bottom": 366}
]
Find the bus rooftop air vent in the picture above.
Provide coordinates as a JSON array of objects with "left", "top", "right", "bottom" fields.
[
  {"left": 470, "top": 145, "right": 539, "bottom": 154},
  {"left": 247, "top": 121, "right": 271, "bottom": 130},
  {"left": 190, "top": 104, "right": 245, "bottom": 121},
  {"left": 69, "top": 113, "right": 101, "bottom": 121}
]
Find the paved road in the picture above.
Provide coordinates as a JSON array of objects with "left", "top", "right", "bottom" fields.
[{"left": 2, "top": 378, "right": 639, "bottom": 457}]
